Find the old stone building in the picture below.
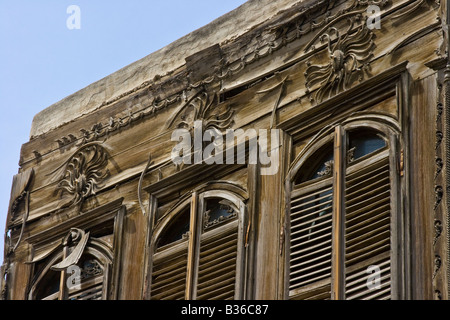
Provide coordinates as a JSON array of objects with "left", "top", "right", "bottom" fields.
[{"left": 1, "top": 0, "right": 449, "bottom": 300}]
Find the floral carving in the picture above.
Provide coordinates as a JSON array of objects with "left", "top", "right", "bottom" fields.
[
  {"left": 167, "top": 90, "right": 234, "bottom": 132},
  {"left": 317, "top": 160, "right": 334, "bottom": 177},
  {"left": 434, "top": 186, "right": 443, "bottom": 211},
  {"left": 435, "top": 157, "right": 443, "bottom": 180},
  {"left": 53, "top": 143, "right": 110, "bottom": 209},
  {"left": 433, "top": 255, "right": 442, "bottom": 280},
  {"left": 433, "top": 220, "right": 443, "bottom": 247},
  {"left": 305, "top": 22, "right": 374, "bottom": 103},
  {"left": 203, "top": 200, "right": 238, "bottom": 230}
]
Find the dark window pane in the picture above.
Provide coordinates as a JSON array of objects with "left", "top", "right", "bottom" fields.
[
  {"left": 35, "top": 269, "right": 60, "bottom": 300},
  {"left": 348, "top": 131, "right": 386, "bottom": 162},
  {"left": 157, "top": 206, "right": 190, "bottom": 248},
  {"left": 203, "top": 197, "right": 237, "bottom": 229},
  {"left": 295, "top": 143, "right": 334, "bottom": 184}
]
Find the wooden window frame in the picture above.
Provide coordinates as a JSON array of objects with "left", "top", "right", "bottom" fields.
[
  {"left": 285, "top": 116, "right": 405, "bottom": 300},
  {"left": 145, "top": 186, "right": 248, "bottom": 300},
  {"left": 26, "top": 198, "right": 125, "bottom": 300}
]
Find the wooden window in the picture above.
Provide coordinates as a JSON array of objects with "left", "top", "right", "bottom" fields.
[
  {"left": 150, "top": 191, "right": 245, "bottom": 300},
  {"left": 288, "top": 124, "right": 399, "bottom": 300},
  {"left": 27, "top": 201, "right": 125, "bottom": 300},
  {"left": 38, "top": 255, "right": 106, "bottom": 300},
  {"left": 32, "top": 243, "right": 112, "bottom": 301}
]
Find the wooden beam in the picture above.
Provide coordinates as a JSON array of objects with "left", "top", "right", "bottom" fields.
[
  {"left": 332, "top": 125, "right": 345, "bottom": 300},
  {"left": 185, "top": 192, "right": 198, "bottom": 300}
]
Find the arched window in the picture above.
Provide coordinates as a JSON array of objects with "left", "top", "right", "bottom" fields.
[
  {"left": 29, "top": 230, "right": 113, "bottom": 300},
  {"left": 287, "top": 119, "right": 400, "bottom": 300},
  {"left": 150, "top": 190, "right": 246, "bottom": 300}
]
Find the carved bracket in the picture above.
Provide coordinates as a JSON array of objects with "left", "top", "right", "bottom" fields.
[{"left": 51, "top": 228, "right": 90, "bottom": 271}]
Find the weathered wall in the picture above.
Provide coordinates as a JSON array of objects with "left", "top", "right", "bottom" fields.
[{"left": 3, "top": 0, "right": 449, "bottom": 300}]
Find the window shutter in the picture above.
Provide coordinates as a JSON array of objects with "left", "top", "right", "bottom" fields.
[
  {"left": 150, "top": 194, "right": 243, "bottom": 300},
  {"left": 344, "top": 155, "right": 391, "bottom": 300},
  {"left": 289, "top": 179, "right": 333, "bottom": 299},
  {"left": 68, "top": 282, "right": 103, "bottom": 300},
  {"left": 151, "top": 242, "right": 189, "bottom": 300},
  {"left": 196, "top": 221, "right": 239, "bottom": 300}
]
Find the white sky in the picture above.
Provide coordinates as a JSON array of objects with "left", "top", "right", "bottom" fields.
[{"left": 0, "top": 0, "right": 248, "bottom": 265}]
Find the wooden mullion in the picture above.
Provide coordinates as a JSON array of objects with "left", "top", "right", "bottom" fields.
[
  {"left": 58, "top": 246, "right": 69, "bottom": 300},
  {"left": 332, "top": 126, "right": 345, "bottom": 300},
  {"left": 185, "top": 192, "right": 199, "bottom": 300}
]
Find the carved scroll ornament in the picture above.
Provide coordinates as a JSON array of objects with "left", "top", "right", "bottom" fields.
[
  {"left": 167, "top": 90, "right": 234, "bottom": 132},
  {"left": 50, "top": 142, "right": 110, "bottom": 209},
  {"left": 305, "top": 22, "right": 374, "bottom": 103},
  {"left": 51, "top": 228, "right": 90, "bottom": 271}
]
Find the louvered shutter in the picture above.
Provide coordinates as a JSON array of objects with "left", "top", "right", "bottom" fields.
[
  {"left": 68, "top": 282, "right": 103, "bottom": 300},
  {"left": 344, "top": 154, "right": 391, "bottom": 300},
  {"left": 151, "top": 241, "right": 188, "bottom": 300},
  {"left": 196, "top": 220, "right": 239, "bottom": 300},
  {"left": 289, "top": 178, "right": 333, "bottom": 299},
  {"left": 151, "top": 194, "right": 243, "bottom": 300}
]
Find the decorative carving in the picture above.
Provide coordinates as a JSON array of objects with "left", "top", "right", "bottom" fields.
[
  {"left": 435, "top": 157, "right": 443, "bottom": 180},
  {"left": 79, "top": 259, "right": 103, "bottom": 280},
  {"left": 256, "top": 75, "right": 289, "bottom": 129},
  {"left": 167, "top": 91, "right": 234, "bottom": 132},
  {"left": 31, "top": 0, "right": 393, "bottom": 158},
  {"left": 56, "top": 134, "right": 77, "bottom": 148},
  {"left": 437, "top": 102, "right": 443, "bottom": 123},
  {"left": 52, "top": 143, "right": 110, "bottom": 209},
  {"left": 6, "top": 168, "right": 34, "bottom": 255},
  {"left": 436, "top": 131, "right": 443, "bottom": 150},
  {"left": 434, "top": 220, "right": 443, "bottom": 247},
  {"left": 317, "top": 160, "right": 334, "bottom": 177},
  {"left": 51, "top": 228, "right": 90, "bottom": 271},
  {"left": 434, "top": 186, "right": 443, "bottom": 211},
  {"left": 305, "top": 22, "right": 374, "bottom": 103},
  {"left": 203, "top": 201, "right": 238, "bottom": 230},
  {"left": 347, "top": 147, "right": 356, "bottom": 163},
  {"left": 433, "top": 255, "right": 442, "bottom": 280},
  {"left": 138, "top": 154, "right": 153, "bottom": 216},
  {"left": 181, "top": 231, "right": 190, "bottom": 240}
]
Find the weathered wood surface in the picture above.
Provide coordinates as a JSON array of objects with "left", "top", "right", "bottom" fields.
[{"left": 3, "top": 0, "right": 447, "bottom": 300}]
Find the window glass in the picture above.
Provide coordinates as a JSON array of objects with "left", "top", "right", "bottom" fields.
[
  {"left": 348, "top": 131, "right": 386, "bottom": 162},
  {"left": 295, "top": 143, "right": 334, "bottom": 184},
  {"left": 203, "top": 197, "right": 237, "bottom": 230},
  {"left": 156, "top": 206, "right": 191, "bottom": 248}
]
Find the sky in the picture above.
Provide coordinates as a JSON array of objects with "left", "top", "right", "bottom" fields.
[{"left": 0, "top": 0, "right": 248, "bottom": 266}]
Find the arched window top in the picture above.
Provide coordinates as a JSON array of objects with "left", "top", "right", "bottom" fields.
[
  {"left": 290, "top": 118, "right": 395, "bottom": 186},
  {"left": 30, "top": 240, "right": 111, "bottom": 300},
  {"left": 347, "top": 129, "right": 387, "bottom": 163},
  {"left": 294, "top": 142, "right": 334, "bottom": 185},
  {"left": 156, "top": 206, "right": 191, "bottom": 250},
  {"left": 150, "top": 187, "right": 246, "bottom": 300},
  {"left": 203, "top": 197, "right": 238, "bottom": 230}
]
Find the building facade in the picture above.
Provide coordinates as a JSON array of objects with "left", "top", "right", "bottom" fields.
[{"left": 1, "top": 0, "right": 449, "bottom": 300}]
